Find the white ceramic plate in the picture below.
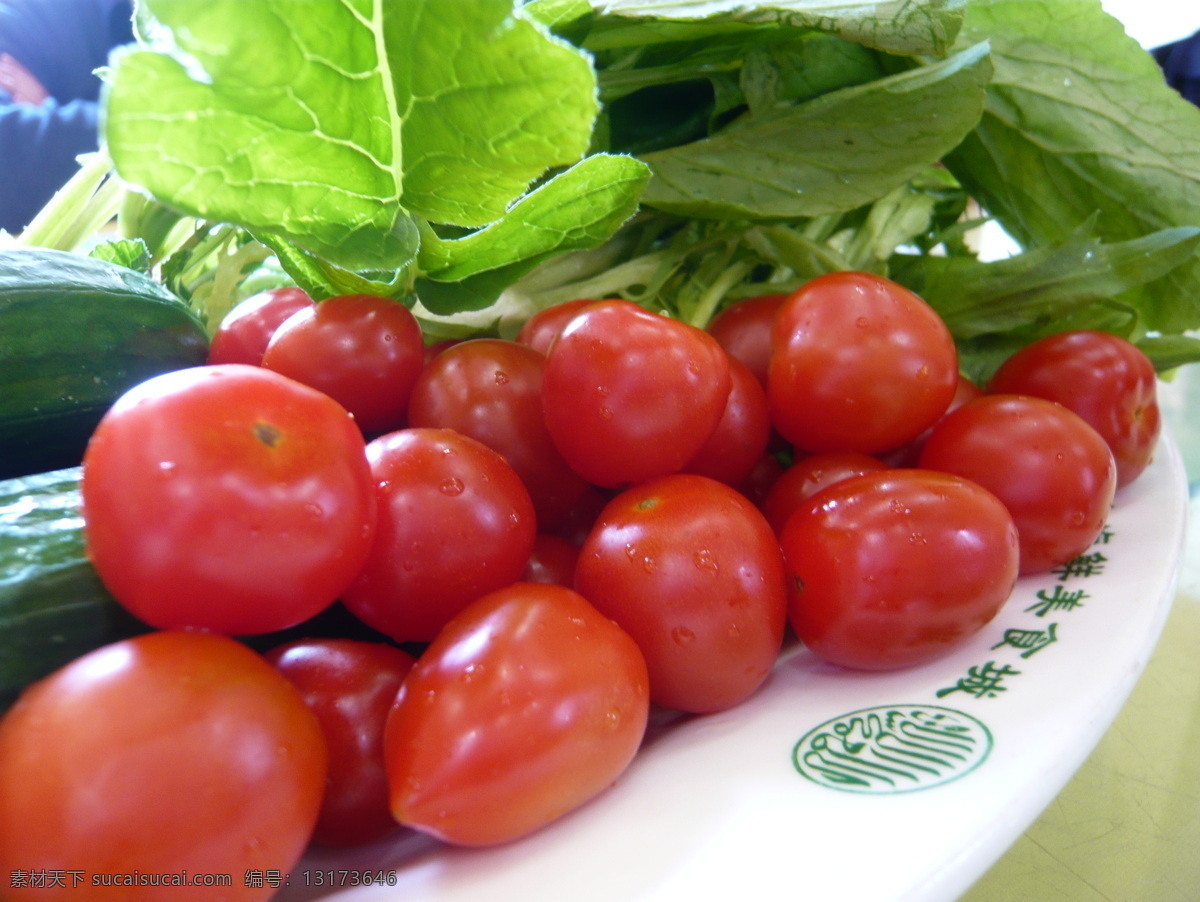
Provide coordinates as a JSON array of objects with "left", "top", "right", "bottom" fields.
[{"left": 278, "top": 426, "right": 1187, "bottom": 902}]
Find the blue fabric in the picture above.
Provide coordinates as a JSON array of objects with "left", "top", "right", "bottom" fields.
[
  {"left": 1154, "top": 29, "right": 1200, "bottom": 106},
  {"left": 0, "top": 0, "right": 133, "bottom": 233}
]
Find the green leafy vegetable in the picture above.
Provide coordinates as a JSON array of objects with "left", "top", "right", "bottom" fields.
[
  {"left": 637, "top": 41, "right": 991, "bottom": 218},
  {"left": 105, "top": 0, "right": 605, "bottom": 273},
  {"left": 10, "top": 0, "right": 1199, "bottom": 378},
  {"left": 943, "top": 0, "right": 1200, "bottom": 332}
]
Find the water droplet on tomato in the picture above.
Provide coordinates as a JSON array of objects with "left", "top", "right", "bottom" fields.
[
  {"left": 440, "top": 477, "right": 465, "bottom": 496},
  {"left": 694, "top": 549, "right": 719, "bottom": 575},
  {"left": 599, "top": 406, "right": 614, "bottom": 421},
  {"left": 494, "top": 370, "right": 509, "bottom": 385},
  {"left": 671, "top": 626, "right": 696, "bottom": 645}
]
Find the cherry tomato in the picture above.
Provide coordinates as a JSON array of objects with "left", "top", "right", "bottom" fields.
[
  {"left": 986, "top": 330, "right": 1160, "bottom": 487},
  {"left": 262, "top": 294, "right": 425, "bottom": 435},
  {"left": 265, "top": 638, "right": 416, "bottom": 848},
  {"left": 542, "top": 300, "right": 731, "bottom": 488},
  {"left": 880, "top": 373, "right": 982, "bottom": 467},
  {"left": 736, "top": 452, "right": 786, "bottom": 509},
  {"left": 919, "top": 394, "right": 1117, "bottom": 575},
  {"left": 341, "top": 428, "right": 537, "bottom": 643},
  {"left": 780, "top": 469, "right": 1019, "bottom": 670},
  {"left": 82, "top": 365, "right": 376, "bottom": 635},
  {"left": 768, "top": 271, "right": 958, "bottom": 453},
  {"left": 0, "top": 631, "right": 326, "bottom": 901},
  {"left": 207, "top": 286, "right": 314, "bottom": 366},
  {"left": 407, "top": 338, "right": 589, "bottom": 529},
  {"left": 706, "top": 294, "right": 785, "bottom": 386},
  {"left": 761, "top": 451, "right": 890, "bottom": 535},
  {"left": 574, "top": 474, "right": 787, "bottom": 713},
  {"left": 548, "top": 484, "right": 612, "bottom": 548},
  {"left": 522, "top": 533, "right": 581, "bottom": 587},
  {"left": 384, "top": 582, "right": 649, "bottom": 846},
  {"left": 514, "top": 298, "right": 597, "bottom": 355},
  {"left": 682, "top": 354, "right": 772, "bottom": 487}
]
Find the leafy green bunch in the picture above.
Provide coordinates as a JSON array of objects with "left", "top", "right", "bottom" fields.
[{"left": 15, "top": 0, "right": 1200, "bottom": 380}]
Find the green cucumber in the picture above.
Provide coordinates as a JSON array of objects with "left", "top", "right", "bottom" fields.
[
  {"left": 0, "top": 466, "right": 147, "bottom": 710},
  {"left": 0, "top": 248, "right": 210, "bottom": 479}
]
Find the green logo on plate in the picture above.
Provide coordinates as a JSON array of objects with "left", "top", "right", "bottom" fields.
[{"left": 793, "top": 704, "right": 992, "bottom": 794}]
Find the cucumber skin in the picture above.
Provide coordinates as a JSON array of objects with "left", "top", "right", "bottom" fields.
[
  {"left": 0, "top": 467, "right": 147, "bottom": 710},
  {"left": 0, "top": 248, "right": 210, "bottom": 479}
]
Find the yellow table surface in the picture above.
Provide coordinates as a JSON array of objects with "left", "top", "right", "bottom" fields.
[{"left": 962, "top": 365, "right": 1200, "bottom": 901}]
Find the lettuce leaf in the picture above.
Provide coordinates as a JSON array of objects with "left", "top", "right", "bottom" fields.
[{"left": 104, "top": 0, "right": 601, "bottom": 273}]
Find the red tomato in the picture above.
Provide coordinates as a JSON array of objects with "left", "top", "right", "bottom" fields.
[
  {"left": 919, "top": 394, "right": 1117, "bottom": 575},
  {"left": 0, "top": 632, "right": 326, "bottom": 901},
  {"left": 262, "top": 294, "right": 425, "bottom": 435},
  {"left": 542, "top": 300, "right": 732, "bottom": 488},
  {"left": 768, "top": 271, "right": 958, "bottom": 453},
  {"left": 986, "top": 330, "right": 1160, "bottom": 487},
  {"left": 265, "top": 638, "right": 415, "bottom": 848},
  {"left": 207, "top": 286, "right": 314, "bottom": 367},
  {"left": 705, "top": 294, "right": 785, "bottom": 386},
  {"left": 407, "top": 338, "right": 589, "bottom": 529},
  {"left": 341, "top": 428, "right": 537, "bottom": 643},
  {"left": 880, "top": 373, "right": 982, "bottom": 467},
  {"left": 736, "top": 452, "right": 786, "bottom": 509},
  {"left": 761, "top": 451, "right": 890, "bottom": 535},
  {"left": 384, "top": 582, "right": 649, "bottom": 846},
  {"left": 574, "top": 474, "right": 787, "bottom": 713},
  {"left": 81, "top": 365, "right": 376, "bottom": 635},
  {"left": 514, "top": 298, "right": 597, "bottom": 355},
  {"left": 780, "top": 470, "right": 1019, "bottom": 670},
  {"left": 522, "top": 533, "right": 581, "bottom": 587},
  {"left": 681, "top": 354, "right": 772, "bottom": 487},
  {"left": 548, "top": 484, "right": 612, "bottom": 548}
]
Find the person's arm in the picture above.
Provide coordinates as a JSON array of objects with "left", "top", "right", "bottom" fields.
[
  {"left": 0, "top": 97, "right": 99, "bottom": 233},
  {"left": 1153, "top": 31, "right": 1200, "bottom": 105}
]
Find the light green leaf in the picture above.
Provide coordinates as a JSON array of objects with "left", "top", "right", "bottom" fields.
[
  {"left": 418, "top": 153, "right": 650, "bottom": 282},
  {"left": 638, "top": 41, "right": 990, "bottom": 219},
  {"left": 387, "top": 0, "right": 599, "bottom": 227},
  {"left": 104, "top": 0, "right": 599, "bottom": 272},
  {"left": 943, "top": 0, "right": 1200, "bottom": 332}
]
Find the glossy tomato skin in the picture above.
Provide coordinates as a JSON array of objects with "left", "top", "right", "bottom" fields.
[
  {"left": 341, "top": 428, "right": 537, "bottom": 643},
  {"left": 262, "top": 294, "right": 425, "bottom": 435},
  {"left": 780, "top": 470, "right": 1019, "bottom": 671},
  {"left": 0, "top": 632, "right": 326, "bottom": 901},
  {"left": 541, "top": 300, "right": 732, "bottom": 488},
  {"left": 682, "top": 354, "right": 772, "bottom": 487},
  {"left": 81, "top": 365, "right": 376, "bottom": 635},
  {"left": 768, "top": 271, "right": 958, "bottom": 454},
  {"left": 761, "top": 451, "right": 890, "bottom": 535},
  {"left": 985, "top": 330, "right": 1160, "bottom": 487},
  {"left": 514, "top": 298, "right": 597, "bottom": 355},
  {"left": 919, "top": 394, "right": 1117, "bottom": 575},
  {"left": 880, "top": 373, "right": 982, "bottom": 467},
  {"left": 207, "top": 287, "right": 315, "bottom": 367},
  {"left": 407, "top": 338, "right": 589, "bottom": 529},
  {"left": 705, "top": 294, "right": 785, "bottom": 386},
  {"left": 574, "top": 474, "right": 787, "bottom": 713},
  {"left": 384, "top": 582, "right": 649, "bottom": 846},
  {"left": 265, "top": 639, "right": 417, "bottom": 848}
]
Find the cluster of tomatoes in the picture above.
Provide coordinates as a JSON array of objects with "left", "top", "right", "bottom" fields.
[{"left": 0, "top": 271, "right": 1160, "bottom": 898}]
